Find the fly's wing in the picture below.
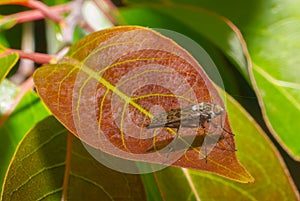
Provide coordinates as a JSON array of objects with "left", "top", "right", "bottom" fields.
[
  {"left": 146, "top": 108, "right": 182, "bottom": 129},
  {"left": 179, "top": 106, "right": 202, "bottom": 127},
  {"left": 146, "top": 105, "right": 203, "bottom": 129}
]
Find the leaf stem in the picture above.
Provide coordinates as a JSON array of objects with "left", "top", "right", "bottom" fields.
[
  {"left": 61, "top": 132, "right": 73, "bottom": 201},
  {"left": 6, "top": 48, "right": 56, "bottom": 64},
  {"left": 4, "top": 3, "right": 71, "bottom": 25},
  {"left": 61, "top": 0, "right": 85, "bottom": 44},
  {"left": 15, "top": 0, "right": 64, "bottom": 23}
]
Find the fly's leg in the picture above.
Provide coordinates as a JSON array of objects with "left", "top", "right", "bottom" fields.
[
  {"left": 163, "top": 126, "right": 180, "bottom": 164},
  {"left": 219, "top": 114, "right": 234, "bottom": 135},
  {"left": 209, "top": 121, "right": 234, "bottom": 136},
  {"left": 204, "top": 135, "right": 207, "bottom": 163},
  {"left": 209, "top": 116, "right": 237, "bottom": 152},
  {"left": 200, "top": 124, "right": 208, "bottom": 163}
]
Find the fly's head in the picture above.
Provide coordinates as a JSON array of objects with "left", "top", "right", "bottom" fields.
[{"left": 212, "top": 104, "right": 224, "bottom": 117}]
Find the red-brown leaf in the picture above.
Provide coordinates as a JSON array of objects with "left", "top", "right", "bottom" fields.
[{"left": 33, "top": 26, "right": 253, "bottom": 183}]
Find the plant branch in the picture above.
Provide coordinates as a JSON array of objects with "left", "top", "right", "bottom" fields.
[
  {"left": 14, "top": 0, "right": 64, "bottom": 23},
  {"left": 61, "top": 0, "right": 84, "bottom": 44},
  {"left": 4, "top": 3, "right": 71, "bottom": 25},
  {"left": 56, "top": 0, "right": 86, "bottom": 59},
  {"left": 5, "top": 49, "right": 56, "bottom": 64}
]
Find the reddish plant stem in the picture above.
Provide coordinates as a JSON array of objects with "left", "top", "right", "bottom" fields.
[
  {"left": 6, "top": 3, "right": 71, "bottom": 25},
  {"left": 15, "top": 0, "right": 64, "bottom": 23},
  {"left": 6, "top": 49, "right": 56, "bottom": 64}
]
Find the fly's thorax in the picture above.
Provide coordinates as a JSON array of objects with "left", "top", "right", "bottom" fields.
[
  {"left": 191, "top": 102, "right": 224, "bottom": 119},
  {"left": 191, "top": 102, "right": 213, "bottom": 113}
]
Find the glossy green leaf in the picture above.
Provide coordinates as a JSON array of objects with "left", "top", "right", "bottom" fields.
[
  {"left": 252, "top": 63, "right": 300, "bottom": 159},
  {"left": 119, "top": 3, "right": 250, "bottom": 81},
  {"left": 0, "top": 16, "right": 17, "bottom": 30},
  {"left": 247, "top": 13, "right": 300, "bottom": 160},
  {"left": 0, "top": 52, "right": 19, "bottom": 82},
  {"left": 0, "top": 89, "right": 50, "bottom": 194},
  {"left": 0, "top": 34, "right": 9, "bottom": 47},
  {"left": 150, "top": 94, "right": 299, "bottom": 200},
  {"left": 190, "top": 0, "right": 300, "bottom": 160},
  {"left": 1, "top": 116, "right": 146, "bottom": 201}
]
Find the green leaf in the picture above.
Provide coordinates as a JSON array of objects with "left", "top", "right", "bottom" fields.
[
  {"left": 119, "top": 2, "right": 250, "bottom": 81},
  {"left": 0, "top": 16, "right": 17, "bottom": 31},
  {"left": 0, "top": 90, "right": 50, "bottom": 194},
  {"left": 140, "top": 173, "right": 163, "bottom": 201},
  {"left": 1, "top": 116, "right": 146, "bottom": 201},
  {"left": 0, "top": 52, "right": 18, "bottom": 82},
  {"left": 247, "top": 9, "right": 300, "bottom": 160},
  {"left": 150, "top": 94, "right": 299, "bottom": 200},
  {"left": 189, "top": 0, "right": 300, "bottom": 160},
  {"left": 252, "top": 63, "right": 300, "bottom": 159},
  {"left": 0, "top": 34, "right": 9, "bottom": 47}
]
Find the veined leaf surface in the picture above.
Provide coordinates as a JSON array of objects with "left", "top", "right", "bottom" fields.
[
  {"left": 1, "top": 116, "right": 146, "bottom": 201},
  {"left": 33, "top": 26, "right": 253, "bottom": 182}
]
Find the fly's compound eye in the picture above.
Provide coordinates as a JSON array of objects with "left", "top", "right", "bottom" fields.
[{"left": 213, "top": 104, "right": 224, "bottom": 115}]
